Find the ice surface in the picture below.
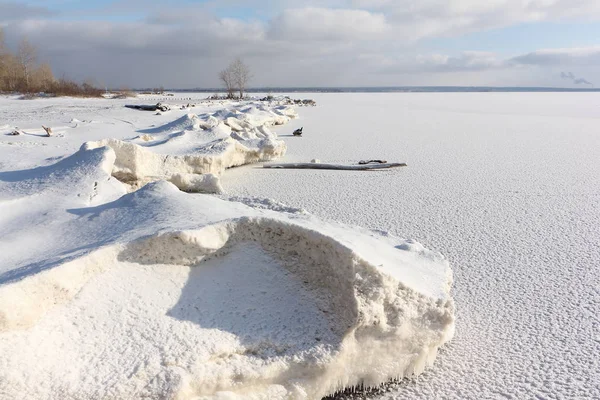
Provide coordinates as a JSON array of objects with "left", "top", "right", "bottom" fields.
[
  {"left": 223, "top": 92, "right": 600, "bottom": 399},
  {"left": 0, "top": 105, "right": 454, "bottom": 400}
]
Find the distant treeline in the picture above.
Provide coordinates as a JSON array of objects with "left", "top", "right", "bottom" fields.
[{"left": 0, "top": 28, "right": 103, "bottom": 97}]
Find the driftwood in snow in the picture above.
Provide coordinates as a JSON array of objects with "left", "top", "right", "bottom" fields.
[
  {"left": 259, "top": 96, "right": 317, "bottom": 106},
  {"left": 359, "top": 159, "right": 387, "bottom": 165},
  {"left": 263, "top": 162, "right": 407, "bottom": 171},
  {"left": 125, "top": 103, "right": 170, "bottom": 112}
]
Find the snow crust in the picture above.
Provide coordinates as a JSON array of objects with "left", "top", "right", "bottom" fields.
[{"left": 0, "top": 96, "right": 455, "bottom": 400}]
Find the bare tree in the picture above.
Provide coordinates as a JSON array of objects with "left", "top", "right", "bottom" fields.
[
  {"left": 219, "top": 66, "right": 235, "bottom": 99},
  {"left": 31, "top": 63, "right": 54, "bottom": 92},
  {"left": 0, "top": 27, "right": 5, "bottom": 53},
  {"left": 3, "top": 54, "right": 22, "bottom": 91},
  {"left": 219, "top": 58, "right": 252, "bottom": 99},
  {"left": 0, "top": 30, "right": 105, "bottom": 97},
  {"left": 0, "top": 28, "right": 7, "bottom": 91},
  {"left": 231, "top": 58, "right": 251, "bottom": 99},
  {"left": 18, "top": 37, "right": 37, "bottom": 90}
]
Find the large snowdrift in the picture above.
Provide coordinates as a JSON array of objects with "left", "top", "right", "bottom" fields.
[
  {"left": 85, "top": 103, "right": 296, "bottom": 193},
  {"left": 0, "top": 144, "right": 455, "bottom": 399}
]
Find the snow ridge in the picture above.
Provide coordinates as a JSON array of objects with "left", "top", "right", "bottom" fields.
[{"left": 86, "top": 103, "right": 296, "bottom": 193}]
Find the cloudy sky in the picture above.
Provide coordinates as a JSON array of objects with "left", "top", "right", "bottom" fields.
[{"left": 2, "top": 0, "right": 600, "bottom": 88}]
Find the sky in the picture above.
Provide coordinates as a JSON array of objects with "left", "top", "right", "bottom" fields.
[{"left": 2, "top": 0, "right": 600, "bottom": 88}]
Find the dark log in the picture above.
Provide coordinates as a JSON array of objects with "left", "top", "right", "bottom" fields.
[
  {"left": 263, "top": 162, "right": 407, "bottom": 170},
  {"left": 358, "top": 159, "right": 387, "bottom": 164},
  {"left": 125, "top": 103, "right": 170, "bottom": 112}
]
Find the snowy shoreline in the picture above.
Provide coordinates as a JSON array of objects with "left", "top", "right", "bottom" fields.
[{"left": 0, "top": 94, "right": 455, "bottom": 399}]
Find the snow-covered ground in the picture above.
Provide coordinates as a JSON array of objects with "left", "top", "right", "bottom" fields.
[
  {"left": 0, "top": 92, "right": 598, "bottom": 399},
  {"left": 0, "top": 93, "right": 454, "bottom": 399},
  {"left": 223, "top": 93, "right": 600, "bottom": 399}
]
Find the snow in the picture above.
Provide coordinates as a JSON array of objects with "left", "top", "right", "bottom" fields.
[
  {"left": 169, "top": 172, "right": 224, "bottom": 193},
  {"left": 85, "top": 103, "right": 296, "bottom": 192},
  {"left": 2, "top": 91, "right": 597, "bottom": 399},
  {"left": 0, "top": 94, "right": 454, "bottom": 399},
  {"left": 223, "top": 92, "right": 600, "bottom": 399}
]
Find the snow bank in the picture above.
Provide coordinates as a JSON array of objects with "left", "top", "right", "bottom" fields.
[
  {"left": 0, "top": 144, "right": 454, "bottom": 399},
  {"left": 85, "top": 136, "right": 283, "bottom": 193},
  {"left": 84, "top": 103, "right": 295, "bottom": 193}
]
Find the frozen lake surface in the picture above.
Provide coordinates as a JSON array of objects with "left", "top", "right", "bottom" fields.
[{"left": 223, "top": 93, "right": 600, "bottom": 399}]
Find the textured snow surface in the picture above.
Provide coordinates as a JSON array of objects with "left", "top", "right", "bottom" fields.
[
  {"left": 0, "top": 94, "right": 454, "bottom": 399},
  {"left": 223, "top": 93, "right": 600, "bottom": 399}
]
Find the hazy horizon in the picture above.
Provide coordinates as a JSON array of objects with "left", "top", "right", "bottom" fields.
[{"left": 139, "top": 85, "right": 600, "bottom": 92}]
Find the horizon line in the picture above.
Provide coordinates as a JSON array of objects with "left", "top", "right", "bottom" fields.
[{"left": 125, "top": 85, "right": 600, "bottom": 93}]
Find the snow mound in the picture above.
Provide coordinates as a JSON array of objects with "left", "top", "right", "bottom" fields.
[
  {"left": 0, "top": 144, "right": 124, "bottom": 206},
  {"left": 91, "top": 103, "right": 293, "bottom": 193},
  {"left": 0, "top": 146, "right": 455, "bottom": 400},
  {"left": 211, "top": 103, "right": 298, "bottom": 128},
  {"left": 85, "top": 136, "right": 284, "bottom": 192},
  {"left": 139, "top": 113, "right": 203, "bottom": 134}
]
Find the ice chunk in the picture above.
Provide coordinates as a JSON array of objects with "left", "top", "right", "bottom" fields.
[{"left": 168, "top": 172, "right": 223, "bottom": 194}]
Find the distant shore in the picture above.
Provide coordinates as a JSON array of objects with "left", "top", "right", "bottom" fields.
[{"left": 136, "top": 86, "right": 600, "bottom": 94}]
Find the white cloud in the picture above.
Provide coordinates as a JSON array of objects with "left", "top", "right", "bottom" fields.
[
  {"left": 11, "top": 18, "right": 265, "bottom": 55},
  {"left": 510, "top": 47, "right": 600, "bottom": 65},
  {"left": 268, "top": 8, "right": 389, "bottom": 41},
  {"left": 378, "top": 51, "right": 505, "bottom": 74},
  {"left": 374, "top": 46, "right": 600, "bottom": 88},
  {"left": 417, "top": 51, "right": 504, "bottom": 72},
  {"left": 350, "top": 0, "right": 600, "bottom": 41}
]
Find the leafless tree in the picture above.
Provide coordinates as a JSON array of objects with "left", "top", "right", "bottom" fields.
[
  {"left": 3, "top": 54, "right": 22, "bottom": 91},
  {"left": 0, "top": 28, "right": 7, "bottom": 90},
  {"left": 231, "top": 58, "right": 252, "bottom": 99},
  {"left": 0, "top": 30, "right": 106, "bottom": 96},
  {"left": 219, "top": 58, "right": 252, "bottom": 99},
  {"left": 31, "top": 63, "right": 54, "bottom": 92},
  {"left": 219, "top": 66, "right": 235, "bottom": 99},
  {"left": 18, "top": 37, "right": 37, "bottom": 90},
  {"left": 0, "top": 29, "right": 5, "bottom": 64},
  {"left": 0, "top": 30, "right": 31, "bottom": 92},
  {"left": 0, "top": 27, "right": 5, "bottom": 53}
]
